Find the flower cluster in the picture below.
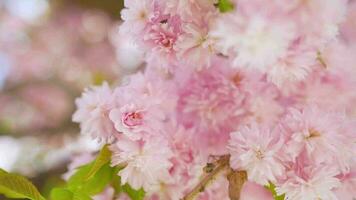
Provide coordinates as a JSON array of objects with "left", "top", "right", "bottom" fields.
[{"left": 73, "top": 0, "right": 356, "bottom": 199}]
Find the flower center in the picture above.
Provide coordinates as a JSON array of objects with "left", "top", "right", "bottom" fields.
[
  {"left": 232, "top": 73, "right": 243, "bottom": 86},
  {"left": 147, "top": 24, "right": 177, "bottom": 53},
  {"left": 156, "top": 32, "right": 174, "bottom": 50},
  {"left": 306, "top": 128, "right": 321, "bottom": 139},
  {"left": 123, "top": 112, "right": 143, "bottom": 127},
  {"left": 139, "top": 10, "right": 147, "bottom": 20},
  {"left": 254, "top": 149, "right": 264, "bottom": 160}
]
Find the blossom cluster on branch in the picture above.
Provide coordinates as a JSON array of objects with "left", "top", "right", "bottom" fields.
[{"left": 73, "top": 0, "right": 356, "bottom": 199}]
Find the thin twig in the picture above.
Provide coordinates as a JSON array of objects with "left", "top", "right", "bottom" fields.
[{"left": 181, "top": 155, "right": 230, "bottom": 200}]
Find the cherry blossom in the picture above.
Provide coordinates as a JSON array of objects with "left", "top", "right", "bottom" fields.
[
  {"left": 71, "top": 0, "right": 356, "bottom": 199},
  {"left": 73, "top": 82, "right": 118, "bottom": 142}
]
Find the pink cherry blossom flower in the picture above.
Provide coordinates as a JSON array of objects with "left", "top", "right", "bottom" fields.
[
  {"left": 177, "top": 61, "right": 246, "bottom": 134},
  {"left": 109, "top": 98, "right": 166, "bottom": 141},
  {"left": 276, "top": 165, "right": 341, "bottom": 200},
  {"left": 281, "top": 106, "right": 354, "bottom": 170},
  {"left": 267, "top": 45, "right": 316, "bottom": 87},
  {"left": 143, "top": 16, "right": 182, "bottom": 64},
  {"left": 120, "top": 0, "right": 154, "bottom": 34},
  {"left": 72, "top": 82, "right": 118, "bottom": 142},
  {"left": 210, "top": 13, "right": 295, "bottom": 72},
  {"left": 228, "top": 123, "right": 285, "bottom": 185},
  {"left": 109, "top": 72, "right": 175, "bottom": 141},
  {"left": 110, "top": 137, "right": 173, "bottom": 191},
  {"left": 175, "top": 22, "right": 215, "bottom": 68},
  {"left": 244, "top": 81, "right": 284, "bottom": 126},
  {"left": 289, "top": 0, "right": 347, "bottom": 49},
  {"left": 164, "top": 0, "right": 216, "bottom": 21},
  {"left": 164, "top": 0, "right": 195, "bottom": 20}
]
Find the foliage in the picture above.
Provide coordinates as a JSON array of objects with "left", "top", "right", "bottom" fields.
[
  {"left": 50, "top": 145, "right": 145, "bottom": 200},
  {"left": 266, "top": 182, "right": 285, "bottom": 200},
  {"left": 216, "top": 0, "right": 235, "bottom": 12},
  {"left": 0, "top": 169, "right": 45, "bottom": 200},
  {"left": 0, "top": 145, "right": 146, "bottom": 200},
  {"left": 122, "top": 184, "right": 145, "bottom": 200}
]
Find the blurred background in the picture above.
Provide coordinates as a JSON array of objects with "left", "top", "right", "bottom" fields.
[{"left": 0, "top": 0, "right": 145, "bottom": 198}]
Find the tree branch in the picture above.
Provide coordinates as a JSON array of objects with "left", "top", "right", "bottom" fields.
[{"left": 181, "top": 155, "right": 230, "bottom": 200}]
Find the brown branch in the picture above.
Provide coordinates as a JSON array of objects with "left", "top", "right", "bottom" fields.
[{"left": 181, "top": 155, "right": 230, "bottom": 200}]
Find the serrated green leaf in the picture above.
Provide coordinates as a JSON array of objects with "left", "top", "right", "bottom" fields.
[
  {"left": 0, "top": 172, "right": 45, "bottom": 200},
  {"left": 122, "top": 184, "right": 145, "bottom": 200},
  {"left": 85, "top": 145, "right": 112, "bottom": 180},
  {"left": 217, "top": 0, "right": 234, "bottom": 12}
]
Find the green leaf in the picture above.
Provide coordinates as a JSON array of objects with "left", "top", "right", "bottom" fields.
[
  {"left": 65, "top": 145, "right": 114, "bottom": 196},
  {"left": 51, "top": 163, "right": 115, "bottom": 200},
  {"left": 67, "top": 164, "right": 93, "bottom": 189},
  {"left": 72, "top": 191, "right": 93, "bottom": 200},
  {"left": 111, "top": 174, "right": 122, "bottom": 194},
  {"left": 51, "top": 188, "right": 93, "bottom": 200},
  {"left": 49, "top": 145, "right": 125, "bottom": 199},
  {"left": 265, "top": 182, "right": 285, "bottom": 200},
  {"left": 51, "top": 188, "right": 74, "bottom": 200},
  {"left": 217, "top": 0, "right": 234, "bottom": 13},
  {"left": 66, "top": 162, "right": 114, "bottom": 196},
  {"left": 81, "top": 164, "right": 114, "bottom": 195},
  {"left": 122, "top": 184, "right": 145, "bottom": 200},
  {"left": 85, "top": 145, "right": 112, "bottom": 180},
  {"left": 41, "top": 175, "right": 66, "bottom": 199},
  {"left": 0, "top": 168, "right": 7, "bottom": 175},
  {"left": 275, "top": 195, "right": 285, "bottom": 200},
  {"left": 0, "top": 171, "right": 45, "bottom": 200}
]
